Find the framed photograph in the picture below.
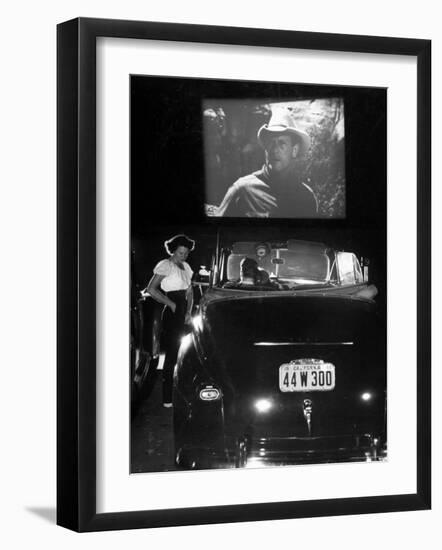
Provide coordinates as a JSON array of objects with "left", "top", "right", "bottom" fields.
[{"left": 57, "top": 18, "right": 431, "bottom": 532}]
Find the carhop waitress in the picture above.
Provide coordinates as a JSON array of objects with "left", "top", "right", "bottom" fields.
[{"left": 143, "top": 234, "right": 195, "bottom": 407}]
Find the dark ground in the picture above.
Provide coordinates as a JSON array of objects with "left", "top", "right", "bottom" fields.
[{"left": 130, "top": 365, "right": 178, "bottom": 473}]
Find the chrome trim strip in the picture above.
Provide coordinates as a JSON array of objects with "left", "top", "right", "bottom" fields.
[{"left": 254, "top": 341, "right": 354, "bottom": 346}]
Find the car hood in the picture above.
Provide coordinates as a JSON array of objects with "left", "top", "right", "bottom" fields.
[{"left": 197, "top": 291, "right": 385, "bottom": 438}]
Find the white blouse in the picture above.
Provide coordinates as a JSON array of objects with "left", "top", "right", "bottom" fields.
[{"left": 153, "top": 259, "right": 193, "bottom": 292}]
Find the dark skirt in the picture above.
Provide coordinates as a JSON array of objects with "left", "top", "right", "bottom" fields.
[{"left": 161, "top": 290, "right": 187, "bottom": 403}]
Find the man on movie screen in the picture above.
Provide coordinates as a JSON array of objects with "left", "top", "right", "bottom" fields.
[{"left": 216, "top": 108, "right": 319, "bottom": 218}]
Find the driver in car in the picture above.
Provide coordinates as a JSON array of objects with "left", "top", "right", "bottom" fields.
[{"left": 224, "top": 257, "right": 275, "bottom": 289}]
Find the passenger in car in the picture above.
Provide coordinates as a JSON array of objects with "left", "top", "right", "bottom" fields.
[
  {"left": 142, "top": 234, "right": 195, "bottom": 408},
  {"left": 224, "top": 257, "right": 275, "bottom": 289}
]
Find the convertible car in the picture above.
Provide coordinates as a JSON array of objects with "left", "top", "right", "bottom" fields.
[{"left": 173, "top": 240, "right": 386, "bottom": 469}]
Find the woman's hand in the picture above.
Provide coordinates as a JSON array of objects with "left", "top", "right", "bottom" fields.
[
  {"left": 168, "top": 301, "right": 177, "bottom": 313},
  {"left": 139, "top": 289, "right": 149, "bottom": 300}
]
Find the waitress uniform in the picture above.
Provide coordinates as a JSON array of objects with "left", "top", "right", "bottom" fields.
[{"left": 153, "top": 259, "right": 193, "bottom": 403}]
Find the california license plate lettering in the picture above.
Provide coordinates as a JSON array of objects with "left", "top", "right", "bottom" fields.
[{"left": 279, "top": 361, "right": 335, "bottom": 392}]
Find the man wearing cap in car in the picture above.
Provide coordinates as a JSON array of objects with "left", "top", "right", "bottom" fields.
[{"left": 216, "top": 108, "right": 318, "bottom": 218}]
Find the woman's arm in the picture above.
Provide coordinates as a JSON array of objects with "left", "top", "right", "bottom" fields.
[{"left": 143, "top": 274, "right": 176, "bottom": 312}]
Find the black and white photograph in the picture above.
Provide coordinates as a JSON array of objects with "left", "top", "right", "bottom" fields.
[
  {"left": 203, "top": 97, "right": 345, "bottom": 218},
  {"left": 130, "top": 75, "right": 387, "bottom": 473}
]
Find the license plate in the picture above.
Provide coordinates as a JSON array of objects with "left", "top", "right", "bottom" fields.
[{"left": 279, "top": 360, "right": 335, "bottom": 392}]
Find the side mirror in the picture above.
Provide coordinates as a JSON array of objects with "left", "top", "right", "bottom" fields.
[
  {"left": 336, "top": 252, "right": 365, "bottom": 285},
  {"left": 360, "top": 257, "right": 370, "bottom": 283}
]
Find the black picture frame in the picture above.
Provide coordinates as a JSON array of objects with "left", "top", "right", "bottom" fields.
[{"left": 57, "top": 17, "right": 431, "bottom": 532}]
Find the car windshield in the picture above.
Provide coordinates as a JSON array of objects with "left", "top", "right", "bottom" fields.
[
  {"left": 275, "top": 251, "right": 330, "bottom": 283},
  {"left": 223, "top": 242, "right": 333, "bottom": 290}
]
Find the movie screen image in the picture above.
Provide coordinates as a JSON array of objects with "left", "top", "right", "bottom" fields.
[{"left": 203, "top": 98, "right": 345, "bottom": 219}]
